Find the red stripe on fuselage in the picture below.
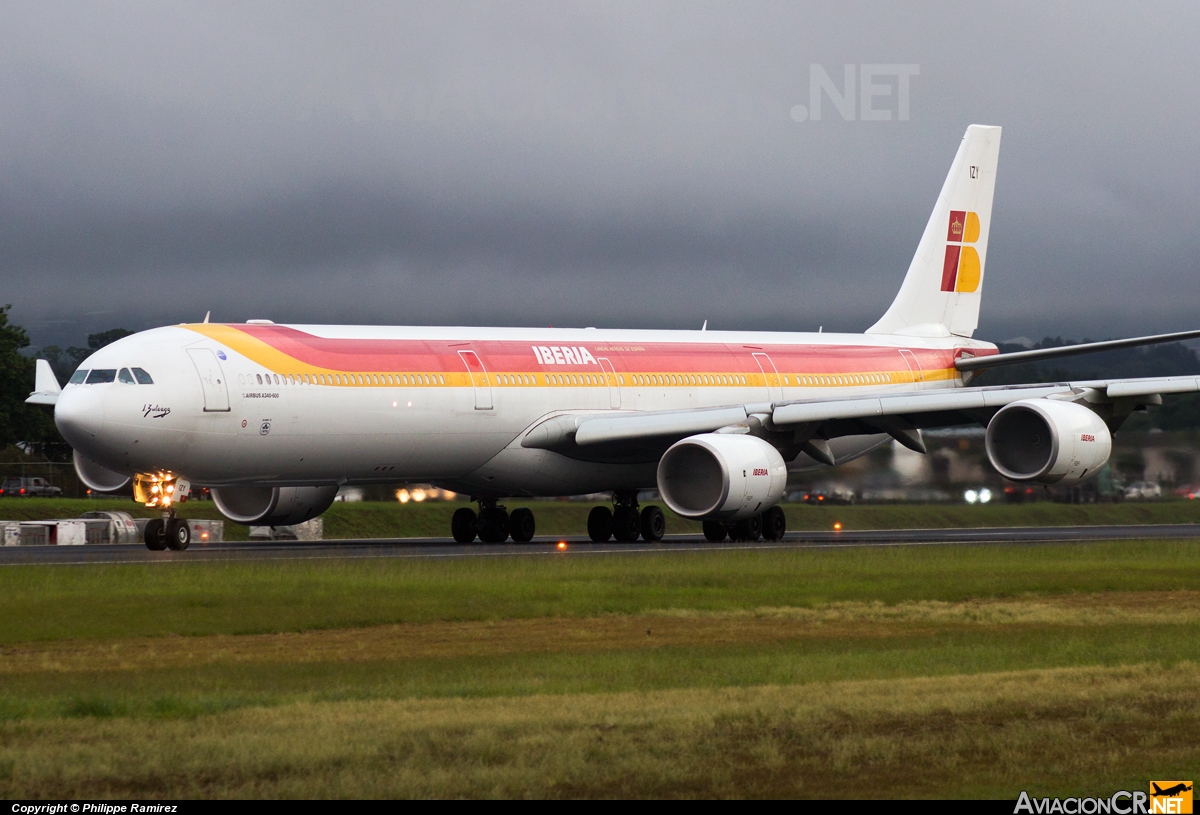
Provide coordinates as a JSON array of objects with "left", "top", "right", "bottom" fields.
[{"left": 232, "top": 324, "right": 976, "bottom": 377}]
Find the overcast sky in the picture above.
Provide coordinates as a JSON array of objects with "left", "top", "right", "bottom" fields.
[{"left": 3, "top": 1, "right": 1198, "bottom": 348}]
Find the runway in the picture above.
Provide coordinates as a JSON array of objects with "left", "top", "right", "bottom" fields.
[{"left": 2, "top": 523, "right": 1200, "bottom": 565}]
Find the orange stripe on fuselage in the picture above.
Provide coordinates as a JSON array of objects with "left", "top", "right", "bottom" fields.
[{"left": 182, "top": 324, "right": 978, "bottom": 386}]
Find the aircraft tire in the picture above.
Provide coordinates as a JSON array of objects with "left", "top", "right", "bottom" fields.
[
  {"left": 612, "top": 506, "right": 640, "bottom": 543},
  {"left": 731, "top": 515, "right": 761, "bottom": 542},
  {"left": 166, "top": 518, "right": 191, "bottom": 550},
  {"left": 587, "top": 506, "right": 613, "bottom": 542},
  {"left": 451, "top": 507, "right": 478, "bottom": 543},
  {"left": 509, "top": 507, "right": 536, "bottom": 543},
  {"left": 761, "top": 506, "right": 786, "bottom": 541},
  {"left": 144, "top": 518, "right": 167, "bottom": 551},
  {"left": 639, "top": 505, "right": 665, "bottom": 542},
  {"left": 702, "top": 520, "right": 727, "bottom": 543},
  {"left": 478, "top": 508, "right": 509, "bottom": 544}
]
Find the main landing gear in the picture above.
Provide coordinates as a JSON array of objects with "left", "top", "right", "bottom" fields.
[
  {"left": 587, "top": 491, "right": 666, "bottom": 543},
  {"left": 144, "top": 509, "right": 191, "bottom": 551},
  {"left": 451, "top": 500, "right": 537, "bottom": 544},
  {"left": 701, "top": 506, "right": 787, "bottom": 543}
]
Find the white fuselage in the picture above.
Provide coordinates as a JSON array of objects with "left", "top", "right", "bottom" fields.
[{"left": 54, "top": 323, "right": 995, "bottom": 497}]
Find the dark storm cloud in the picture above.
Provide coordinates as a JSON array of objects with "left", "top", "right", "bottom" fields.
[{"left": 3, "top": 1, "right": 1199, "bottom": 347}]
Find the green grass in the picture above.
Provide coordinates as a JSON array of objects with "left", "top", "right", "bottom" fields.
[
  {"left": 5, "top": 496, "right": 1200, "bottom": 541},
  {"left": 4, "top": 622, "right": 1199, "bottom": 723},
  {"left": 2, "top": 540, "right": 1200, "bottom": 642},
  {"left": 4, "top": 665, "right": 1196, "bottom": 798},
  {"left": 3, "top": 539, "right": 1200, "bottom": 796}
]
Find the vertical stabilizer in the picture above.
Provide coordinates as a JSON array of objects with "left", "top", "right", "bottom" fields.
[{"left": 867, "top": 124, "right": 1002, "bottom": 338}]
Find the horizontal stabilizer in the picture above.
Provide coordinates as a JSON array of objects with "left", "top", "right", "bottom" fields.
[
  {"left": 26, "top": 359, "right": 62, "bottom": 405},
  {"left": 956, "top": 329, "right": 1200, "bottom": 372}
]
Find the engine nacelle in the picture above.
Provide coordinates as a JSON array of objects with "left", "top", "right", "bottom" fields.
[
  {"left": 73, "top": 450, "right": 131, "bottom": 492},
  {"left": 211, "top": 485, "right": 339, "bottom": 526},
  {"left": 657, "top": 433, "right": 788, "bottom": 521},
  {"left": 985, "top": 399, "right": 1112, "bottom": 485}
]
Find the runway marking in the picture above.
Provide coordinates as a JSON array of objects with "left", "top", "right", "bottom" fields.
[{"left": 4, "top": 524, "right": 1200, "bottom": 567}]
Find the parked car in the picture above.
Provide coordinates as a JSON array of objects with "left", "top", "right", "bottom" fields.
[
  {"left": 0, "top": 477, "right": 63, "bottom": 497},
  {"left": 1123, "top": 481, "right": 1162, "bottom": 501}
]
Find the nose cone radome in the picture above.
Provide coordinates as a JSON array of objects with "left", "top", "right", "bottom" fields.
[{"left": 55, "top": 386, "right": 104, "bottom": 445}]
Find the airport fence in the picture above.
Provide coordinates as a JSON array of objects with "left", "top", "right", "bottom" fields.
[{"left": 0, "top": 461, "right": 90, "bottom": 499}]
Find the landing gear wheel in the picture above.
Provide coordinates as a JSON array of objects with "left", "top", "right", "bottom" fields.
[
  {"left": 731, "top": 515, "right": 762, "bottom": 542},
  {"left": 451, "top": 507, "right": 478, "bottom": 543},
  {"left": 144, "top": 518, "right": 166, "bottom": 551},
  {"left": 478, "top": 508, "right": 510, "bottom": 544},
  {"left": 612, "top": 506, "right": 640, "bottom": 542},
  {"left": 587, "top": 506, "right": 613, "bottom": 542},
  {"left": 167, "top": 518, "right": 191, "bottom": 550},
  {"left": 702, "top": 520, "right": 728, "bottom": 543},
  {"left": 509, "top": 508, "right": 536, "bottom": 543},
  {"left": 639, "top": 506, "right": 665, "bottom": 542},
  {"left": 761, "top": 506, "right": 787, "bottom": 541}
]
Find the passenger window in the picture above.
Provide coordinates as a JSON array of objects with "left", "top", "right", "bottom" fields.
[
  {"left": 118, "top": 368, "right": 136, "bottom": 384},
  {"left": 85, "top": 369, "right": 117, "bottom": 384},
  {"left": 256, "top": 374, "right": 263, "bottom": 384},
  {"left": 69, "top": 370, "right": 88, "bottom": 385}
]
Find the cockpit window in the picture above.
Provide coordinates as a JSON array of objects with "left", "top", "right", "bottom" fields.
[
  {"left": 118, "top": 368, "right": 136, "bottom": 384},
  {"left": 132, "top": 368, "right": 154, "bottom": 384},
  {"left": 68, "top": 370, "right": 88, "bottom": 385},
  {"left": 85, "top": 369, "right": 117, "bottom": 384}
]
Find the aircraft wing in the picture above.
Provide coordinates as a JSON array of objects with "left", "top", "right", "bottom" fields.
[
  {"left": 770, "top": 375, "right": 1199, "bottom": 425},
  {"left": 521, "top": 375, "right": 1194, "bottom": 463}
]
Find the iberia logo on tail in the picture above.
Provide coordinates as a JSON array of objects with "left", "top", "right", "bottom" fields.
[{"left": 941, "top": 209, "right": 982, "bottom": 293}]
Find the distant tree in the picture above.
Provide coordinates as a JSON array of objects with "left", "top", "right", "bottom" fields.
[
  {"left": 39, "top": 344, "right": 91, "bottom": 385},
  {"left": 87, "top": 328, "right": 133, "bottom": 350},
  {"left": 33, "top": 328, "right": 134, "bottom": 384},
  {"left": 0, "top": 305, "right": 66, "bottom": 457},
  {"left": 973, "top": 337, "right": 1200, "bottom": 431}
]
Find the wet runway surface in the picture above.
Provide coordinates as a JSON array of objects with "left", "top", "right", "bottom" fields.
[{"left": 3, "top": 524, "right": 1200, "bottom": 566}]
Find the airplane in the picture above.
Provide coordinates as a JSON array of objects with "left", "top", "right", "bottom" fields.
[
  {"left": 1152, "top": 783, "right": 1193, "bottom": 798},
  {"left": 26, "top": 124, "right": 1200, "bottom": 551}
]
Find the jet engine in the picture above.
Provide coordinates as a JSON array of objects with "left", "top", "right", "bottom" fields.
[
  {"left": 211, "top": 485, "right": 339, "bottom": 526},
  {"left": 985, "top": 399, "right": 1112, "bottom": 485},
  {"left": 73, "top": 450, "right": 131, "bottom": 492},
  {"left": 657, "top": 433, "right": 788, "bottom": 521}
]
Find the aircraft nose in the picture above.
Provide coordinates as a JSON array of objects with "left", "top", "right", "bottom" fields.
[{"left": 55, "top": 386, "right": 105, "bottom": 444}]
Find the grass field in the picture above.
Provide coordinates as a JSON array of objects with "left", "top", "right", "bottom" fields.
[
  {"left": 5, "top": 496, "right": 1200, "bottom": 541},
  {"left": 1, "top": 540, "right": 1199, "bottom": 797}
]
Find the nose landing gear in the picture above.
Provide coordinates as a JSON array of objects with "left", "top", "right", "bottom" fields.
[
  {"left": 144, "top": 511, "right": 190, "bottom": 550},
  {"left": 133, "top": 472, "right": 192, "bottom": 551}
]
